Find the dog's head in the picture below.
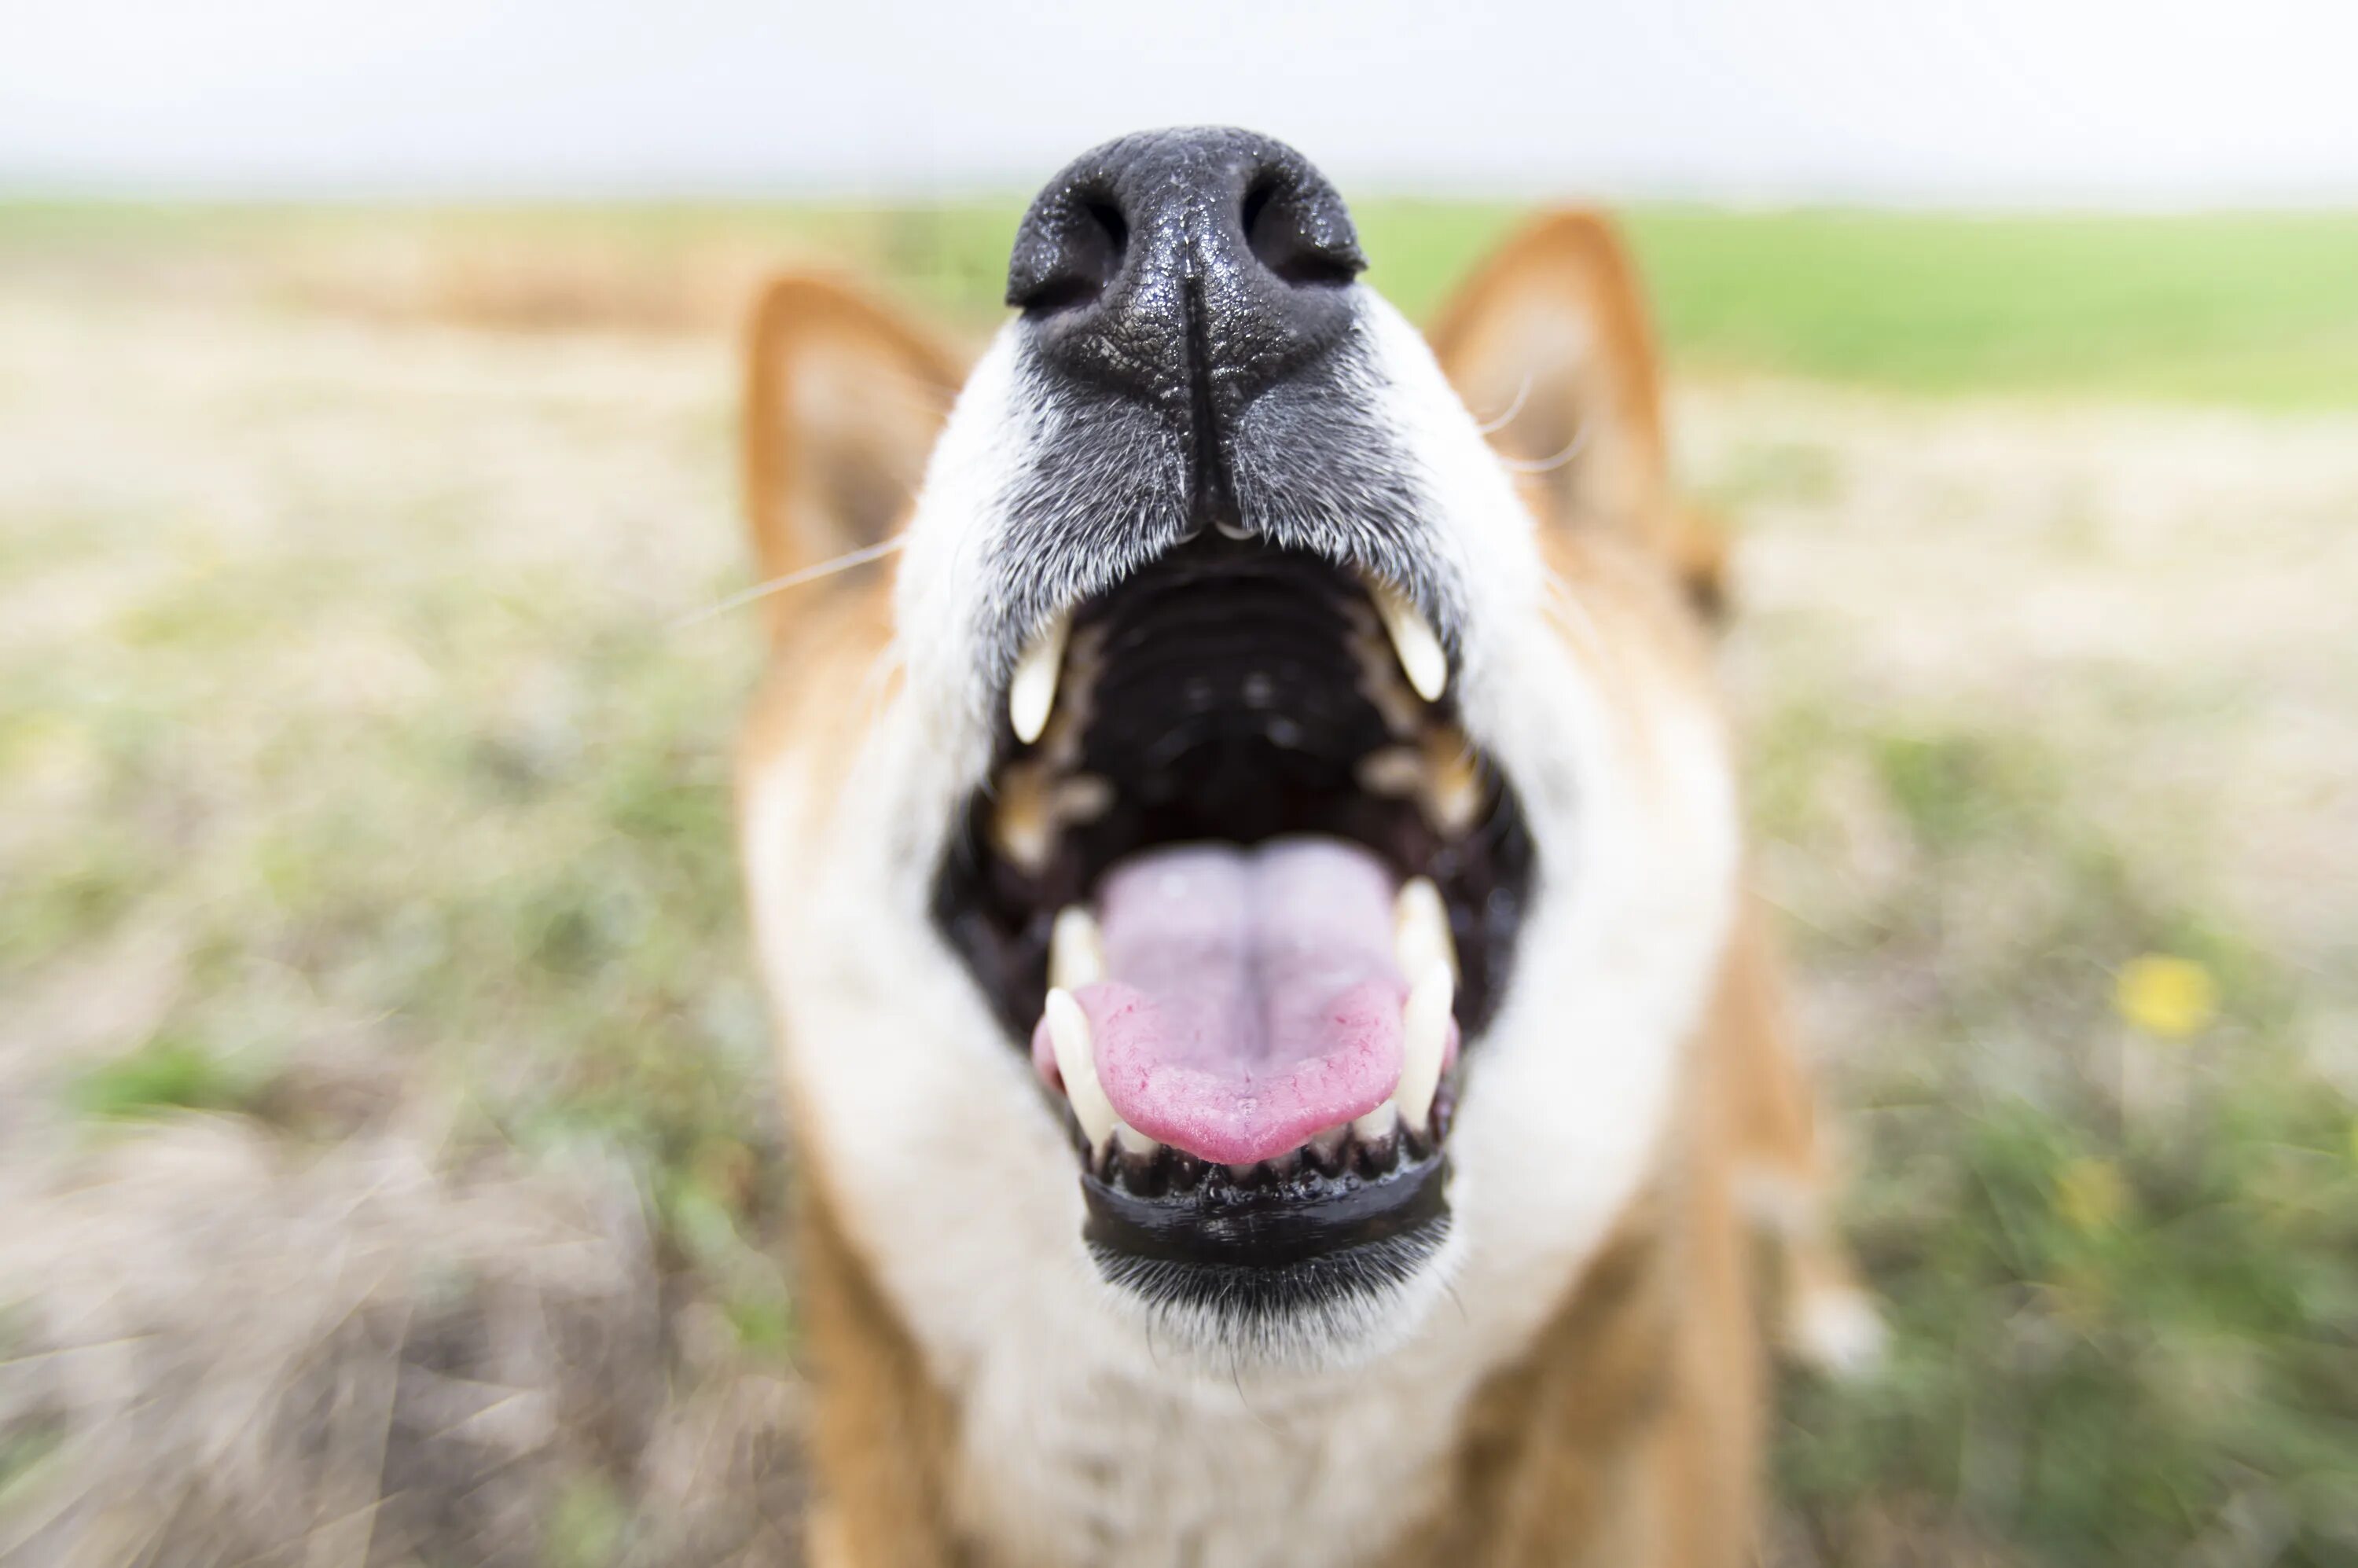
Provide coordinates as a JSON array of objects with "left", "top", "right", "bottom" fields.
[{"left": 739, "top": 129, "right": 1739, "bottom": 1374}]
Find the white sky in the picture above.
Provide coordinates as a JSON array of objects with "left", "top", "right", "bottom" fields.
[{"left": 4, "top": 0, "right": 2356, "bottom": 204}]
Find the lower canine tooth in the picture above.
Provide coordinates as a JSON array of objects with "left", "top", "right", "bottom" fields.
[
  {"left": 1114, "top": 1123, "right": 1159, "bottom": 1157},
  {"left": 1044, "top": 989, "right": 1118, "bottom": 1148},
  {"left": 1050, "top": 905, "right": 1106, "bottom": 990},
  {"left": 1394, "top": 876, "right": 1456, "bottom": 982},
  {"left": 1008, "top": 611, "right": 1071, "bottom": 744},
  {"left": 1398, "top": 962, "right": 1454, "bottom": 1133},
  {"left": 1353, "top": 1099, "right": 1400, "bottom": 1143},
  {"left": 1371, "top": 581, "right": 1448, "bottom": 703}
]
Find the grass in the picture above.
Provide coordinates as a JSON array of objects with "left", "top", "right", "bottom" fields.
[
  {"left": 0, "top": 207, "right": 2352, "bottom": 1562},
  {"left": 7, "top": 199, "right": 2357, "bottom": 403},
  {"left": 1750, "top": 710, "right": 2358, "bottom": 1563}
]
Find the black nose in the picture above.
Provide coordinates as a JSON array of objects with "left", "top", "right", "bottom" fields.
[{"left": 1006, "top": 127, "right": 1366, "bottom": 520}]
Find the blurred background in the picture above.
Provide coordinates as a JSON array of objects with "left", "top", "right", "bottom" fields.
[{"left": 3, "top": 3, "right": 2355, "bottom": 1564}]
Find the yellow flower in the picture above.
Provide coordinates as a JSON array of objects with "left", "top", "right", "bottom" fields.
[
  {"left": 2055, "top": 1157, "right": 2130, "bottom": 1233},
  {"left": 2114, "top": 954, "right": 2217, "bottom": 1039}
]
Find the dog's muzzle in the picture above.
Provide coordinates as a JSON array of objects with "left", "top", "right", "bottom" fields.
[{"left": 934, "top": 130, "right": 1530, "bottom": 1331}]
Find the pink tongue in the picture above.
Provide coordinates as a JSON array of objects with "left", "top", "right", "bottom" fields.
[{"left": 1054, "top": 836, "right": 1406, "bottom": 1165}]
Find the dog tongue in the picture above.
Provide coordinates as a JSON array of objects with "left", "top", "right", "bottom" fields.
[{"left": 1063, "top": 837, "right": 1406, "bottom": 1165}]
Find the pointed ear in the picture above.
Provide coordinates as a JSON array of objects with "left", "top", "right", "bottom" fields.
[
  {"left": 740, "top": 275, "right": 963, "bottom": 620},
  {"left": 1426, "top": 211, "right": 1725, "bottom": 617}
]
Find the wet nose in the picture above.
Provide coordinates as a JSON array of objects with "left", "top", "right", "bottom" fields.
[{"left": 1006, "top": 127, "right": 1365, "bottom": 443}]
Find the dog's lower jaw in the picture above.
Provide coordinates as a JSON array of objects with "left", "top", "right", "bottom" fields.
[
  {"left": 778, "top": 1012, "right": 1746, "bottom": 1568},
  {"left": 1085, "top": 1214, "right": 1467, "bottom": 1376}
]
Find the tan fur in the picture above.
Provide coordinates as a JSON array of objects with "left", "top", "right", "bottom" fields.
[
  {"left": 740, "top": 275, "right": 963, "bottom": 633},
  {"left": 737, "top": 216, "right": 1865, "bottom": 1566}
]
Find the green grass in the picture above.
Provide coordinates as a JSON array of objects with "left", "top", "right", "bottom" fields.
[
  {"left": 7, "top": 199, "right": 2356, "bottom": 404},
  {"left": 1625, "top": 209, "right": 2358, "bottom": 406},
  {"left": 68, "top": 1033, "right": 264, "bottom": 1120},
  {"left": 1750, "top": 711, "right": 2358, "bottom": 1563}
]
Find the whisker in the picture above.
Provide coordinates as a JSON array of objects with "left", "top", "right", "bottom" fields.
[
  {"left": 670, "top": 534, "right": 908, "bottom": 630},
  {"left": 1473, "top": 373, "right": 1534, "bottom": 436},
  {"left": 1497, "top": 422, "right": 1590, "bottom": 475}
]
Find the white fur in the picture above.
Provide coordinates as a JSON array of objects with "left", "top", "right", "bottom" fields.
[{"left": 744, "top": 293, "right": 1740, "bottom": 1567}]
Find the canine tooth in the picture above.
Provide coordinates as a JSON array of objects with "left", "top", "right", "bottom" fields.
[
  {"left": 1372, "top": 582, "right": 1448, "bottom": 703},
  {"left": 1352, "top": 1098, "right": 1399, "bottom": 1144},
  {"left": 1008, "top": 611, "right": 1071, "bottom": 744},
  {"left": 1394, "top": 876, "right": 1457, "bottom": 982},
  {"left": 1398, "top": 961, "right": 1454, "bottom": 1134},
  {"left": 1115, "top": 1123, "right": 1160, "bottom": 1157},
  {"left": 1045, "top": 989, "right": 1118, "bottom": 1149},
  {"left": 1049, "top": 905, "right": 1106, "bottom": 991}
]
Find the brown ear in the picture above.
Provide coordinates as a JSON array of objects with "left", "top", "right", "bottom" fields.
[
  {"left": 1426, "top": 211, "right": 1724, "bottom": 616},
  {"left": 740, "top": 276, "right": 964, "bottom": 628}
]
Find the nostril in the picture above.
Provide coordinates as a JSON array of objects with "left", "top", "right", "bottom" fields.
[
  {"left": 1241, "top": 174, "right": 1361, "bottom": 288},
  {"left": 1012, "top": 194, "right": 1129, "bottom": 317}
]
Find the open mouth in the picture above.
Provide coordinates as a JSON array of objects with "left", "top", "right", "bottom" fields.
[{"left": 931, "top": 535, "right": 1533, "bottom": 1315}]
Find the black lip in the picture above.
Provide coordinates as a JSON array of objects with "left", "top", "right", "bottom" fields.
[
  {"left": 1082, "top": 1151, "right": 1452, "bottom": 1320},
  {"left": 1082, "top": 1148, "right": 1448, "bottom": 1270}
]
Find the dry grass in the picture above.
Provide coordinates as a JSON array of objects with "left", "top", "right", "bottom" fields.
[{"left": 1, "top": 220, "right": 2352, "bottom": 1566}]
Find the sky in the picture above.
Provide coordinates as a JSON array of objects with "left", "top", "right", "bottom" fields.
[{"left": 4, "top": 0, "right": 2356, "bottom": 204}]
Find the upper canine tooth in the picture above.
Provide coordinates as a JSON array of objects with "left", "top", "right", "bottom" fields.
[
  {"left": 1371, "top": 582, "right": 1448, "bottom": 703},
  {"left": 1008, "top": 610, "right": 1071, "bottom": 744},
  {"left": 1397, "top": 962, "right": 1454, "bottom": 1134},
  {"left": 1050, "top": 905, "right": 1106, "bottom": 991},
  {"left": 1394, "top": 876, "right": 1457, "bottom": 982},
  {"left": 1045, "top": 989, "right": 1118, "bottom": 1148}
]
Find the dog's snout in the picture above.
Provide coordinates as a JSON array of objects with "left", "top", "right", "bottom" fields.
[
  {"left": 1007, "top": 127, "right": 1365, "bottom": 435},
  {"left": 988, "top": 127, "right": 1443, "bottom": 666}
]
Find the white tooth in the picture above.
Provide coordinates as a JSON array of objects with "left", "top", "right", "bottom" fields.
[
  {"left": 1115, "top": 1123, "right": 1160, "bottom": 1157},
  {"left": 1398, "top": 962, "right": 1454, "bottom": 1134},
  {"left": 1308, "top": 1123, "right": 1352, "bottom": 1162},
  {"left": 1372, "top": 582, "right": 1448, "bottom": 703},
  {"left": 1394, "top": 876, "right": 1457, "bottom": 982},
  {"left": 1049, "top": 905, "right": 1106, "bottom": 991},
  {"left": 1352, "top": 1098, "right": 1400, "bottom": 1144},
  {"left": 1008, "top": 610, "right": 1071, "bottom": 744},
  {"left": 1045, "top": 989, "right": 1118, "bottom": 1148}
]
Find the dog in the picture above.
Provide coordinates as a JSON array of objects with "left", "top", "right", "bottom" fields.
[{"left": 736, "top": 127, "right": 1875, "bottom": 1567}]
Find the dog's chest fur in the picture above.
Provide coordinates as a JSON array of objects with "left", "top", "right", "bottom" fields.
[
  {"left": 796, "top": 1138, "right": 1721, "bottom": 1568},
  {"left": 948, "top": 1314, "right": 1470, "bottom": 1568}
]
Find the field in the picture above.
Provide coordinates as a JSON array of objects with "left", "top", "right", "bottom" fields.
[{"left": 2, "top": 203, "right": 2353, "bottom": 1566}]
